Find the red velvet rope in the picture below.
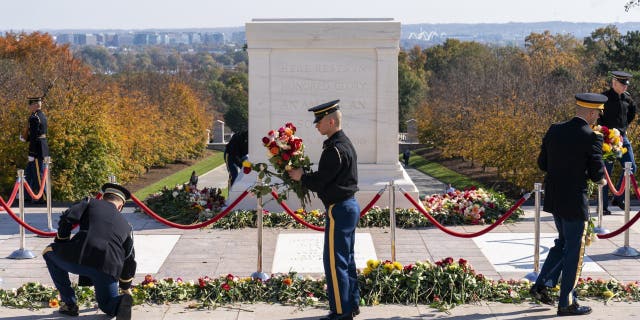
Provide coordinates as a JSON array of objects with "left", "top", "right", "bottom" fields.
[
  {"left": 0, "top": 195, "right": 56, "bottom": 237},
  {"left": 631, "top": 175, "right": 640, "bottom": 200},
  {"left": 402, "top": 189, "right": 529, "bottom": 238},
  {"left": 0, "top": 182, "right": 20, "bottom": 211},
  {"left": 22, "top": 167, "right": 49, "bottom": 200},
  {"left": 271, "top": 191, "right": 324, "bottom": 231},
  {"left": 271, "top": 188, "right": 385, "bottom": 232},
  {"left": 604, "top": 165, "right": 626, "bottom": 197},
  {"left": 596, "top": 209, "right": 640, "bottom": 239},
  {"left": 130, "top": 190, "right": 249, "bottom": 230}
]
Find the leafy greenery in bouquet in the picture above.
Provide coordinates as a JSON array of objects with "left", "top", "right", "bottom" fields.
[
  {"left": 142, "top": 185, "right": 226, "bottom": 224},
  {"left": 593, "top": 125, "right": 627, "bottom": 162},
  {"left": 244, "top": 122, "right": 315, "bottom": 209},
  {"left": 6, "top": 259, "right": 640, "bottom": 311}
]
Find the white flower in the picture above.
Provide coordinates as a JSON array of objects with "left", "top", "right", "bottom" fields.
[{"left": 172, "top": 191, "right": 179, "bottom": 198}]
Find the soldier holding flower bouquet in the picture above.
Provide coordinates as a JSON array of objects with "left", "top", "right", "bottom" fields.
[{"left": 288, "top": 100, "right": 360, "bottom": 320}]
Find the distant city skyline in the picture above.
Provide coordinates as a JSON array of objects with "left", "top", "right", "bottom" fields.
[{"left": 2, "top": 0, "right": 640, "bottom": 31}]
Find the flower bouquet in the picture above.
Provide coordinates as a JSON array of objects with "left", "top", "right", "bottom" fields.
[
  {"left": 244, "top": 122, "right": 315, "bottom": 209},
  {"left": 592, "top": 125, "right": 627, "bottom": 161}
]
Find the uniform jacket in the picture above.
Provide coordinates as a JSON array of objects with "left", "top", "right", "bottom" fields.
[
  {"left": 224, "top": 131, "right": 248, "bottom": 166},
  {"left": 27, "top": 109, "right": 49, "bottom": 159},
  {"left": 52, "top": 199, "right": 136, "bottom": 288},
  {"left": 301, "top": 130, "right": 358, "bottom": 207},
  {"left": 599, "top": 88, "right": 636, "bottom": 135},
  {"left": 538, "top": 117, "right": 604, "bottom": 221}
]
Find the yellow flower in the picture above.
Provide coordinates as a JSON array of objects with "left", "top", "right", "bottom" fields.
[
  {"left": 383, "top": 263, "right": 395, "bottom": 273},
  {"left": 552, "top": 285, "right": 560, "bottom": 292},
  {"left": 366, "top": 259, "right": 380, "bottom": 269},
  {"left": 393, "top": 261, "right": 403, "bottom": 270},
  {"left": 362, "top": 267, "right": 372, "bottom": 276},
  {"left": 622, "top": 147, "right": 628, "bottom": 154},
  {"left": 603, "top": 143, "right": 612, "bottom": 153},
  {"left": 242, "top": 160, "right": 252, "bottom": 168},
  {"left": 602, "top": 290, "right": 614, "bottom": 299}
]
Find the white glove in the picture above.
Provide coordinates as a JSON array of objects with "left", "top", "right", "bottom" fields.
[
  {"left": 19, "top": 135, "right": 25, "bottom": 142},
  {"left": 597, "top": 178, "right": 607, "bottom": 186},
  {"left": 28, "top": 156, "right": 35, "bottom": 162}
]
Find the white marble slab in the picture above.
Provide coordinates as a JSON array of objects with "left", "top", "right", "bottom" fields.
[
  {"left": 271, "top": 233, "right": 377, "bottom": 273},
  {"left": 473, "top": 233, "right": 604, "bottom": 273},
  {"left": 133, "top": 234, "right": 181, "bottom": 274}
]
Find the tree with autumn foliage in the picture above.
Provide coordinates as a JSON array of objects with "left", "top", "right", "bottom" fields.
[{"left": 0, "top": 32, "right": 208, "bottom": 200}]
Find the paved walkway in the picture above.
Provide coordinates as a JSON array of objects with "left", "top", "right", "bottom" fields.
[{"left": 0, "top": 165, "right": 639, "bottom": 319}]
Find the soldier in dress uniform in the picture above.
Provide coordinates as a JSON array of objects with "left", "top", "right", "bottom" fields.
[
  {"left": 599, "top": 71, "right": 637, "bottom": 214},
  {"left": 224, "top": 130, "right": 249, "bottom": 188},
  {"left": 288, "top": 100, "right": 360, "bottom": 320},
  {"left": 42, "top": 183, "right": 136, "bottom": 319},
  {"left": 531, "top": 93, "right": 607, "bottom": 316},
  {"left": 21, "top": 96, "right": 49, "bottom": 202}
]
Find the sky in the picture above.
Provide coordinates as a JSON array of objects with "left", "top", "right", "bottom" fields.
[{"left": 2, "top": 0, "right": 640, "bottom": 30}]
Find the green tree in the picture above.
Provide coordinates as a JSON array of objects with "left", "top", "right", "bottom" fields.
[{"left": 606, "top": 31, "right": 640, "bottom": 71}]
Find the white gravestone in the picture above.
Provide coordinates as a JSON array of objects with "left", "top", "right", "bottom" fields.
[{"left": 232, "top": 18, "right": 419, "bottom": 211}]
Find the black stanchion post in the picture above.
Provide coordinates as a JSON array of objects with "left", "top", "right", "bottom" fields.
[
  {"left": 525, "top": 183, "right": 542, "bottom": 282},
  {"left": 251, "top": 175, "right": 269, "bottom": 281},
  {"left": 613, "top": 162, "right": 639, "bottom": 256},
  {"left": 9, "top": 170, "right": 36, "bottom": 259}
]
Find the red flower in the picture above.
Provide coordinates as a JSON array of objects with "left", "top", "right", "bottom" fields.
[
  {"left": 221, "top": 283, "right": 231, "bottom": 291},
  {"left": 198, "top": 278, "right": 206, "bottom": 288},
  {"left": 282, "top": 152, "right": 291, "bottom": 161},
  {"left": 283, "top": 277, "right": 293, "bottom": 286},
  {"left": 443, "top": 257, "right": 454, "bottom": 265},
  {"left": 458, "top": 258, "right": 467, "bottom": 265},
  {"left": 243, "top": 166, "right": 251, "bottom": 174},
  {"left": 227, "top": 274, "right": 235, "bottom": 281},
  {"left": 262, "top": 137, "right": 270, "bottom": 145},
  {"left": 285, "top": 122, "right": 296, "bottom": 132}
]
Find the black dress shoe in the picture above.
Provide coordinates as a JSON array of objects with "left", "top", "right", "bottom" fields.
[
  {"left": 58, "top": 302, "right": 79, "bottom": 316},
  {"left": 557, "top": 303, "right": 592, "bottom": 316},
  {"left": 603, "top": 208, "right": 612, "bottom": 215},
  {"left": 352, "top": 306, "right": 360, "bottom": 317},
  {"left": 318, "top": 312, "right": 354, "bottom": 320},
  {"left": 529, "top": 285, "right": 555, "bottom": 306}
]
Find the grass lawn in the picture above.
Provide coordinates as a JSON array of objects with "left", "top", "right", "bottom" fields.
[
  {"left": 133, "top": 152, "right": 225, "bottom": 200},
  {"left": 404, "top": 151, "right": 483, "bottom": 190}
]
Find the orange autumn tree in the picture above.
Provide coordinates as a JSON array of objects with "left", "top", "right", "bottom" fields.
[{"left": 0, "top": 32, "right": 208, "bottom": 200}]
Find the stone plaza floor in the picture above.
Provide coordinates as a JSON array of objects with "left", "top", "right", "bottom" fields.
[{"left": 0, "top": 165, "right": 639, "bottom": 319}]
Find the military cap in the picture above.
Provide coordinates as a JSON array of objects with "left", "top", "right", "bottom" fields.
[
  {"left": 27, "top": 97, "right": 42, "bottom": 104},
  {"left": 575, "top": 93, "right": 608, "bottom": 110},
  {"left": 308, "top": 99, "right": 340, "bottom": 124},
  {"left": 611, "top": 71, "right": 632, "bottom": 85},
  {"left": 101, "top": 183, "right": 131, "bottom": 202}
]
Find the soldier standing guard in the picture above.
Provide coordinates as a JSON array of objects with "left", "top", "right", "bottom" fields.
[
  {"left": 288, "top": 100, "right": 361, "bottom": 320},
  {"left": 21, "top": 96, "right": 49, "bottom": 202}
]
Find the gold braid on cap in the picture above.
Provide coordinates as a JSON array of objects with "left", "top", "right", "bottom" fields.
[
  {"left": 313, "top": 102, "right": 339, "bottom": 115},
  {"left": 103, "top": 188, "right": 126, "bottom": 202},
  {"left": 576, "top": 100, "right": 604, "bottom": 109}
]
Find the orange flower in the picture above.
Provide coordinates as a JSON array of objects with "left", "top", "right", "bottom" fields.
[
  {"left": 283, "top": 277, "right": 293, "bottom": 286},
  {"left": 270, "top": 146, "right": 279, "bottom": 155},
  {"left": 49, "top": 298, "right": 59, "bottom": 308}
]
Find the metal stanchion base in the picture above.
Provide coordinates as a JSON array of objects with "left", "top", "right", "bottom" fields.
[
  {"left": 524, "top": 271, "right": 538, "bottom": 282},
  {"left": 37, "top": 228, "right": 57, "bottom": 238},
  {"left": 612, "top": 246, "right": 640, "bottom": 257},
  {"left": 594, "top": 227, "right": 609, "bottom": 235},
  {"left": 251, "top": 271, "right": 269, "bottom": 281},
  {"left": 8, "top": 249, "right": 36, "bottom": 259}
]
